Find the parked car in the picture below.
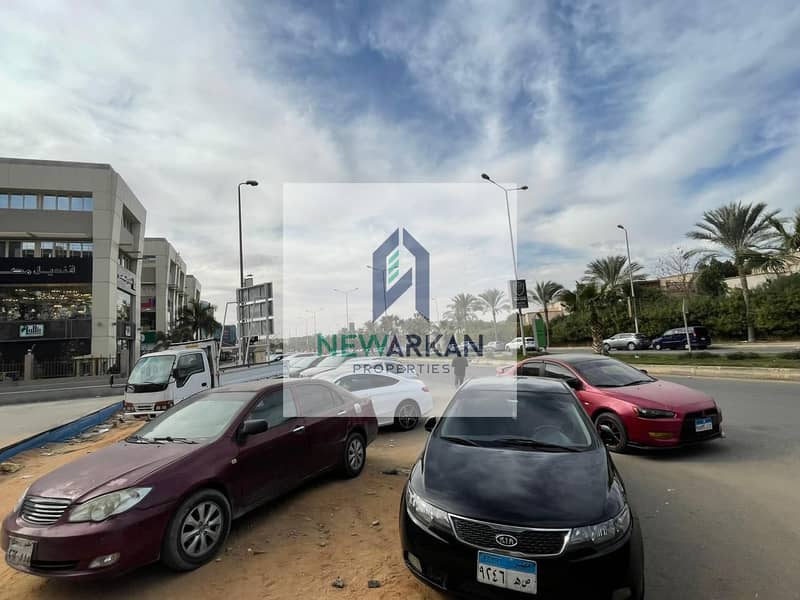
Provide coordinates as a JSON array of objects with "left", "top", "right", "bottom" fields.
[
  {"left": 285, "top": 354, "right": 325, "bottom": 377},
  {"left": 299, "top": 354, "right": 355, "bottom": 378},
  {"left": 401, "top": 376, "right": 644, "bottom": 599},
  {"left": 315, "top": 358, "right": 418, "bottom": 381},
  {"left": 505, "top": 337, "right": 537, "bottom": 352},
  {"left": 332, "top": 371, "right": 433, "bottom": 430},
  {"left": 602, "top": 333, "right": 651, "bottom": 352},
  {"left": 2, "top": 380, "right": 378, "bottom": 580},
  {"left": 651, "top": 326, "right": 711, "bottom": 350},
  {"left": 483, "top": 340, "right": 505, "bottom": 354},
  {"left": 498, "top": 354, "right": 723, "bottom": 451}
]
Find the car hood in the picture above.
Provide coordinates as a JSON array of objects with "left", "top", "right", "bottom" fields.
[
  {"left": 597, "top": 379, "right": 716, "bottom": 412},
  {"left": 27, "top": 441, "right": 199, "bottom": 502},
  {"left": 300, "top": 366, "right": 337, "bottom": 377},
  {"left": 416, "top": 437, "right": 625, "bottom": 528}
]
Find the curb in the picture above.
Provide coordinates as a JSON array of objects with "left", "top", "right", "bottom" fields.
[
  {"left": 636, "top": 364, "right": 800, "bottom": 382},
  {"left": 0, "top": 400, "right": 123, "bottom": 463}
]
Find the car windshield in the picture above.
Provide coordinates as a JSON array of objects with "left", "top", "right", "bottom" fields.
[
  {"left": 571, "top": 358, "right": 655, "bottom": 388},
  {"left": 129, "top": 355, "right": 175, "bottom": 385},
  {"left": 316, "top": 355, "right": 350, "bottom": 367},
  {"left": 291, "top": 355, "right": 321, "bottom": 369},
  {"left": 133, "top": 392, "right": 253, "bottom": 441},
  {"left": 438, "top": 389, "right": 594, "bottom": 450}
]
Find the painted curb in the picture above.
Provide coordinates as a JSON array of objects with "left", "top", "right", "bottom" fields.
[{"left": 0, "top": 401, "right": 123, "bottom": 463}]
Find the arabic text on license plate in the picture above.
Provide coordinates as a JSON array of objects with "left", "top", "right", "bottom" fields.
[
  {"left": 695, "top": 417, "right": 713, "bottom": 432},
  {"left": 6, "top": 536, "right": 35, "bottom": 568},
  {"left": 477, "top": 551, "right": 537, "bottom": 595}
]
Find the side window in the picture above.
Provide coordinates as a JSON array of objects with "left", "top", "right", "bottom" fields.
[
  {"left": 175, "top": 353, "right": 205, "bottom": 387},
  {"left": 543, "top": 362, "right": 575, "bottom": 380},
  {"left": 518, "top": 361, "right": 542, "bottom": 377},
  {"left": 368, "top": 374, "right": 398, "bottom": 388},
  {"left": 337, "top": 374, "right": 371, "bottom": 392},
  {"left": 247, "top": 390, "right": 296, "bottom": 428},
  {"left": 297, "top": 384, "right": 339, "bottom": 417}
]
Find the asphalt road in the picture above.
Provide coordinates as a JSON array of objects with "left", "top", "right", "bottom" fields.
[{"left": 423, "top": 365, "right": 800, "bottom": 600}]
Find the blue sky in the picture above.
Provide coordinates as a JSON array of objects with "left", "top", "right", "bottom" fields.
[{"left": 2, "top": 0, "right": 800, "bottom": 332}]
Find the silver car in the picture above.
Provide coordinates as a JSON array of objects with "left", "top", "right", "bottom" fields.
[{"left": 602, "top": 332, "right": 651, "bottom": 352}]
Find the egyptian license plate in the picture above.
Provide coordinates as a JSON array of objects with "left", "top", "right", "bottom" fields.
[
  {"left": 695, "top": 417, "right": 713, "bottom": 432},
  {"left": 6, "top": 536, "right": 35, "bottom": 568},
  {"left": 477, "top": 551, "right": 537, "bottom": 595}
]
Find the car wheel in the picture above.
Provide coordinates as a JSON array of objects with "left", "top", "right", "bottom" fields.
[
  {"left": 161, "top": 489, "right": 231, "bottom": 571},
  {"left": 603, "top": 343, "right": 611, "bottom": 352},
  {"left": 627, "top": 342, "right": 636, "bottom": 351},
  {"left": 595, "top": 412, "right": 629, "bottom": 453},
  {"left": 394, "top": 399, "right": 421, "bottom": 431},
  {"left": 654, "top": 342, "right": 662, "bottom": 350},
  {"left": 341, "top": 431, "right": 366, "bottom": 478}
]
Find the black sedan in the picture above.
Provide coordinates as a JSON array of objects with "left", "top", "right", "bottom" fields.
[{"left": 400, "top": 376, "right": 644, "bottom": 599}]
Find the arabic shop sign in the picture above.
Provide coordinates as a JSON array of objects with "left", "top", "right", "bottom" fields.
[
  {"left": 0, "top": 257, "right": 92, "bottom": 284},
  {"left": 19, "top": 324, "right": 44, "bottom": 337}
]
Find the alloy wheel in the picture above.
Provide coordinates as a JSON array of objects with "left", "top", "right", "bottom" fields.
[
  {"left": 347, "top": 436, "right": 365, "bottom": 472},
  {"left": 180, "top": 501, "right": 223, "bottom": 558},
  {"left": 596, "top": 416, "right": 626, "bottom": 451},
  {"left": 397, "top": 402, "right": 420, "bottom": 430}
]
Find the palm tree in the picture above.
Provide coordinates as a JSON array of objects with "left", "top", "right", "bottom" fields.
[
  {"left": 557, "top": 283, "right": 609, "bottom": 353},
  {"left": 478, "top": 289, "right": 510, "bottom": 342},
  {"left": 687, "top": 201, "right": 780, "bottom": 342},
  {"left": 529, "top": 281, "right": 564, "bottom": 348},
  {"left": 444, "top": 293, "right": 482, "bottom": 334},
  {"left": 176, "top": 299, "right": 220, "bottom": 341},
  {"left": 768, "top": 208, "right": 800, "bottom": 270},
  {"left": 583, "top": 255, "right": 645, "bottom": 290}
]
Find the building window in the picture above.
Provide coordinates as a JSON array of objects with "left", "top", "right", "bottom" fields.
[
  {"left": 117, "top": 289, "right": 132, "bottom": 322},
  {"left": 83, "top": 197, "right": 93, "bottom": 212},
  {"left": 10, "top": 195, "right": 24, "bottom": 209},
  {"left": 0, "top": 194, "right": 8, "bottom": 209},
  {"left": 21, "top": 242, "right": 35, "bottom": 258},
  {"left": 54, "top": 241, "right": 69, "bottom": 258},
  {"left": 0, "top": 286, "right": 92, "bottom": 322},
  {"left": 57, "top": 196, "right": 70, "bottom": 210},
  {"left": 43, "top": 195, "right": 57, "bottom": 210},
  {"left": 41, "top": 241, "right": 54, "bottom": 258},
  {"left": 24, "top": 195, "right": 37, "bottom": 209}
]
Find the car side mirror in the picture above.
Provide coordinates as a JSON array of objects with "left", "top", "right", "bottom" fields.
[
  {"left": 238, "top": 419, "right": 269, "bottom": 442},
  {"left": 639, "top": 369, "right": 648, "bottom": 375},
  {"left": 424, "top": 417, "right": 437, "bottom": 432},
  {"left": 565, "top": 377, "right": 582, "bottom": 391},
  {"left": 598, "top": 424, "right": 615, "bottom": 445}
]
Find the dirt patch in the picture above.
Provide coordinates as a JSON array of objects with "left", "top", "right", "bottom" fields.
[{"left": 0, "top": 427, "right": 445, "bottom": 600}]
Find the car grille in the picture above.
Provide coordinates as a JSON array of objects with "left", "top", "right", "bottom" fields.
[
  {"left": 21, "top": 496, "right": 72, "bottom": 525},
  {"left": 450, "top": 515, "right": 568, "bottom": 556},
  {"left": 134, "top": 404, "right": 154, "bottom": 411},
  {"left": 680, "top": 408, "right": 721, "bottom": 442},
  {"left": 30, "top": 560, "right": 79, "bottom": 572}
]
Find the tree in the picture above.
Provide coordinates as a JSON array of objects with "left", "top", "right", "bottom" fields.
[
  {"left": 687, "top": 201, "right": 780, "bottom": 342},
  {"left": 176, "top": 299, "right": 220, "bottom": 341},
  {"left": 584, "top": 255, "right": 645, "bottom": 290},
  {"left": 768, "top": 208, "right": 800, "bottom": 271},
  {"left": 477, "top": 289, "right": 510, "bottom": 342},
  {"left": 694, "top": 258, "right": 737, "bottom": 297},
  {"left": 557, "top": 283, "right": 611, "bottom": 353},
  {"left": 528, "top": 281, "right": 564, "bottom": 348},
  {"left": 444, "top": 293, "right": 482, "bottom": 334},
  {"left": 656, "top": 247, "right": 695, "bottom": 297}
]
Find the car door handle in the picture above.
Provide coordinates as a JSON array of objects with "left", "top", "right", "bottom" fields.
[
  {"left": 292, "top": 425, "right": 305, "bottom": 434},
  {"left": 583, "top": 402, "right": 590, "bottom": 406},
  {"left": 336, "top": 410, "right": 347, "bottom": 416},
  {"left": 201, "top": 382, "right": 207, "bottom": 387}
]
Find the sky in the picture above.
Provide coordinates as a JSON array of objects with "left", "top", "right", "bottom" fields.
[{"left": 2, "top": 0, "right": 800, "bottom": 335}]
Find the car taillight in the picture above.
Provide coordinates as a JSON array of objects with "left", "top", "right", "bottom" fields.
[{"left": 421, "top": 386, "right": 430, "bottom": 392}]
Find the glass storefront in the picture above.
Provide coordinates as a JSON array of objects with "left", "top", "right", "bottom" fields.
[
  {"left": 0, "top": 286, "right": 92, "bottom": 321},
  {"left": 117, "top": 289, "right": 132, "bottom": 322}
]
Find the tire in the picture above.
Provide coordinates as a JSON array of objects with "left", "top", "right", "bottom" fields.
[
  {"left": 341, "top": 431, "right": 366, "bottom": 478},
  {"left": 594, "top": 412, "right": 629, "bottom": 453},
  {"left": 603, "top": 343, "right": 611, "bottom": 352},
  {"left": 627, "top": 342, "right": 636, "bottom": 351},
  {"left": 161, "top": 489, "right": 231, "bottom": 571},
  {"left": 654, "top": 342, "right": 662, "bottom": 351},
  {"left": 394, "top": 400, "right": 421, "bottom": 431}
]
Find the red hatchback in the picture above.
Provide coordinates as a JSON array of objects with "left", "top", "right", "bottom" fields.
[
  {"left": 499, "top": 354, "right": 723, "bottom": 452},
  {"left": 2, "top": 379, "right": 377, "bottom": 579}
]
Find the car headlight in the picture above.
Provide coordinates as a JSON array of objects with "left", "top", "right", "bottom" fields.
[
  {"left": 636, "top": 407, "right": 676, "bottom": 419},
  {"left": 568, "top": 504, "right": 631, "bottom": 548},
  {"left": 68, "top": 487, "right": 152, "bottom": 523},
  {"left": 406, "top": 485, "right": 452, "bottom": 533},
  {"left": 14, "top": 487, "right": 29, "bottom": 514}
]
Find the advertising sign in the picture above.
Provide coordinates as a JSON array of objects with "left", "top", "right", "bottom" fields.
[{"left": 19, "top": 323, "right": 44, "bottom": 337}]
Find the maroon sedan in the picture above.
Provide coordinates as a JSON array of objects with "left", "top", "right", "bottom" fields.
[
  {"left": 2, "top": 379, "right": 378, "bottom": 579},
  {"left": 499, "top": 354, "right": 723, "bottom": 452}
]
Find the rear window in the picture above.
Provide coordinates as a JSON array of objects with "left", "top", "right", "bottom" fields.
[{"left": 691, "top": 327, "right": 709, "bottom": 337}]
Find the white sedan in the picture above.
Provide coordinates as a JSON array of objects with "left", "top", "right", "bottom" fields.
[
  {"left": 331, "top": 372, "right": 433, "bottom": 430},
  {"left": 314, "top": 358, "right": 418, "bottom": 381}
]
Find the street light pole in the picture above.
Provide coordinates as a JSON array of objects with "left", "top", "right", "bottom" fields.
[
  {"left": 237, "top": 180, "right": 258, "bottom": 364},
  {"left": 482, "top": 173, "right": 529, "bottom": 355},
  {"left": 333, "top": 287, "right": 358, "bottom": 332},
  {"left": 617, "top": 224, "right": 639, "bottom": 334},
  {"left": 305, "top": 308, "right": 322, "bottom": 350}
]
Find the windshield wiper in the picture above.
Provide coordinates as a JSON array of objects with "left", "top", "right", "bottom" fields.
[
  {"left": 494, "top": 437, "right": 581, "bottom": 452},
  {"left": 440, "top": 435, "right": 482, "bottom": 447},
  {"left": 126, "top": 435, "right": 159, "bottom": 444},
  {"left": 149, "top": 436, "right": 198, "bottom": 444},
  {"left": 619, "top": 379, "right": 652, "bottom": 387}
]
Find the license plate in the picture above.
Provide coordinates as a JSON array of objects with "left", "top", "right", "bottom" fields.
[
  {"left": 477, "top": 551, "right": 537, "bottom": 595},
  {"left": 6, "top": 536, "right": 35, "bottom": 568},
  {"left": 695, "top": 417, "right": 713, "bottom": 432}
]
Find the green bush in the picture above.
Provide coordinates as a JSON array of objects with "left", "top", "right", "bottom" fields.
[
  {"left": 777, "top": 350, "right": 800, "bottom": 360},
  {"left": 725, "top": 352, "right": 762, "bottom": 360},
  {"left": 679, "top": 351, "right": 715, "bottom": 359}
]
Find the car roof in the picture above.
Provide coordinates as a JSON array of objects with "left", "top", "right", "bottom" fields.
[
  {"left": 461, "top": 376, "right": 570, "bottom": 393},
  {"left": 531, "top": 354, "right": 616, "bottom": 366},
  {"left": 211, "top": 378, "right": 331, "bottom": 394}
]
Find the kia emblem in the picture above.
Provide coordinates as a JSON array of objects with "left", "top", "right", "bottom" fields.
[{"left": 495, "top": 534, "right": 518, "bottom": 548}]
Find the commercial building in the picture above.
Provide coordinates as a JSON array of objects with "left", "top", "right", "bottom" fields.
[
  {"left": 0, "top": 158, "right": 146, "bottom": 371},
  {"left": 185, "top": 274, "right": 201, "bottom": 305}
]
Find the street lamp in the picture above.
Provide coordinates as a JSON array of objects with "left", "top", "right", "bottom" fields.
[
  {"left": 482, "top": 173, "right": 529, "bottom": 354},
  {"left": 305, "top": 308, "right": 323, "bottom": 347},
  {"left": 237, "top": 180, "right": 258, "bottom": 288},
  {"left": 333, "top": 288, "right": 358, "bottom": 332},
  {"left": 366, "top": 265, "right": 388, "bottom": 318},
  {"left": 617, "top": 224, "right": 639, "bottom": 334}
]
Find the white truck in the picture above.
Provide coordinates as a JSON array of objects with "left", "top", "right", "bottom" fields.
[{"left": 123, "top": 339, "right": 284, "bottom": 417}]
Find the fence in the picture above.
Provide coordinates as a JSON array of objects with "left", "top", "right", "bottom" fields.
[
  {"left": 32, "top": 356, "right": 119, "bottom": 379},
  {"left": 0, "top": 362, "right": 23, "bottom": 382}
]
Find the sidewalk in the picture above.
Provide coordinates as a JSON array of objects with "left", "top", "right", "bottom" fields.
[{"left": 0, "top": 375, "right": 125, "bottom": 406}]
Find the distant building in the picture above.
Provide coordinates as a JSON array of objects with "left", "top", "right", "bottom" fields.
[
  {"left": 139, "top": 237, "right": 187, "bottom": 333},
  {"left": 0, "top": 158, "right": 146, "bottom": 369},
  {"left": 185, "top": 275, "right": 201, "bottom": 304}
]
